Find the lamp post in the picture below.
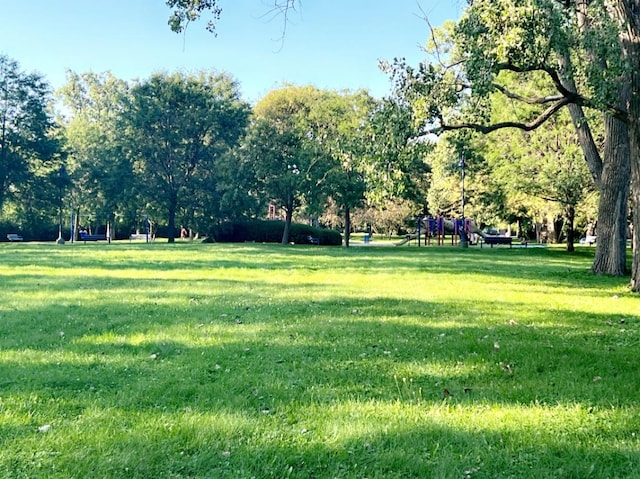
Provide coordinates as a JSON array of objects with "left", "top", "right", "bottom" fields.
[
  {"left": 459, "top": 153, "right": 468, "bottom": 248},
  {"left": 56, "top": 165, "right": 68, "bottom": 245}
]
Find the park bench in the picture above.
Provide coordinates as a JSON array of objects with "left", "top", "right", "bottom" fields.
[
  {"left": 6, "top": 234, "right": 23, "bottom": 242},
  {"left": 480, "top": 236, "right": 513, "bottom": 248},
  {"left": 307, "top": 235, "right": 320, "bottom": 245},
  {"left": 129, "top": 233, "right": 152, "bottom": 241},
  {"left": 79, "top": 232, "right": 108, "bottom": 242}
]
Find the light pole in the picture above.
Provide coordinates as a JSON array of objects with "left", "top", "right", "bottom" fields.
[
  {"left": 459, "top": 153, "right": 468, "bottom": 248},
  {"left": 56, "top": 165, "right": 68, "bottom": 245}
]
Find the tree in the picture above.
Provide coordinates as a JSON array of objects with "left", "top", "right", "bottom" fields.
[
  {"left": 388, "top": 0, "right": 639, "bottom": 286},
  {"left": 123, "top": 71, "right": 250, "bottom": 242},
  {"left": 58, "top": 71, "right": 134, "bottom": 238},
  {"left": 0, "top": 55, "right": 59, "bottom": 218},
  {"left": 166, "top": 0, "right": 640, "bottom": 288},
  {"left": 482, "top": 71, "right": 597, "bottom": 250},
  {"left": 245, "top": 85, "right": 331, "bottom": 244},
  {"left": 366, "top": 99, "right": 431, "bottom": 210},
  {"left": 308, "top": 89, "right": 376, "bottom": 247}
]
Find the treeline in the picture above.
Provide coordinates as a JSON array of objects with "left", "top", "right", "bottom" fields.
[{"left": 1, "top": 53, "right": 597, "bottom": 248}]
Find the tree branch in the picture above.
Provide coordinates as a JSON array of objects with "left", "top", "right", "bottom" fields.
[
  {"left": 493, "top": 84, "right": 566, "bottom": 105},
  {"left": 495, "top": 61, "right": 629, "bottom": 121},
  {"left": 435, "top": 96, "right": 573, "bottom": 135}
]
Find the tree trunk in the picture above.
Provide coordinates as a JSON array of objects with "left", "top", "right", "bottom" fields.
[
  {"left": 591, "top": 113, "right": 630, "bottom": 275},
  {"left": 168, "top": 190, "right": 177, "bottom": 243},
  {"left": 617, "top": 0, "right": 640, "bottom": 289},
  {"left": 281, "top": 203, "right": 293, "bottom": 245},
  {"left": 631, "top": 137, "right": 640, "bottom": 290},
  {"left": 344, "top": 205, "right": 351, "bottom": 248},
  {"left": 565, "top": 204, "right": 576, "bottom": 253},
  {"left": 558, "top": 37, "right": 630, "bottom": 275}
]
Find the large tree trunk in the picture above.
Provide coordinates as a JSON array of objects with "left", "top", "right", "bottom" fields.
[
  {"left": 591, "top": 113, "right": 630, "bottom": 276},
  {"left": 558, "top": 19, "right": 630, "bottom": 275},
  {"left": 631, "top": 139, "right": 640, "bottom": 290},
  {"left": 616, "top": 0, "right": 640, "bottom": 289}
]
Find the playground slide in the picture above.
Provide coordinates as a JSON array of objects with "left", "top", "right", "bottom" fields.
[
  {"left": 436, "top": 218, "right": 487, "bottom": 239},
  {"left": 395, "top": 234, "right": 419, "bottom": 246},
  {"left": 394, "top": 219, "right": 488, "bottom": 246}
]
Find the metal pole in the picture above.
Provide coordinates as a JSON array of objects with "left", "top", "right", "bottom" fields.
[{"left": 459, "top": 153, "right": 468, "bottom": 248}]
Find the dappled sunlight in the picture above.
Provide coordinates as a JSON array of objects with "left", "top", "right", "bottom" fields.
[{"left": 1, "top": 243, "right": 639, "bottom": 477}]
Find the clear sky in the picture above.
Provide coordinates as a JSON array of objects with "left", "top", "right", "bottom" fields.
[{"left": 0, "top": 1, "right": 465, "bottom": 103}]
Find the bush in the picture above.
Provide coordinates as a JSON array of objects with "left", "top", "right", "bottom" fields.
[
  {"left": 0, "top": 218, "right": 58, "bottom": 242},
  {"left": 210, "top": 220, "right": 342, "bottom": 245}
]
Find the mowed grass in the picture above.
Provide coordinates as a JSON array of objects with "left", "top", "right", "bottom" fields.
[{"left": 0, "top": 241, "right": 639, "bottom": 478}]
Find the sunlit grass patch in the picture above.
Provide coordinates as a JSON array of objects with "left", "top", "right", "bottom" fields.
[{"left": 0, "top": 242, "right": 639, "bottom": 477}]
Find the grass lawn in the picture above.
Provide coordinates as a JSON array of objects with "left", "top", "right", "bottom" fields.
[{"left": 0, "top": 241, "right": 639, "bottom": 478}]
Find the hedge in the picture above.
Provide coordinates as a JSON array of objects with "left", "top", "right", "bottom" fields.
[{"left": 210, "top": 220, "right": 342, "bottom": 246}]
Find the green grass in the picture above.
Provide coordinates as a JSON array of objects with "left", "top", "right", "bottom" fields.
[{"left": 0, "top": 241, "right": 639, "bottom": 478}]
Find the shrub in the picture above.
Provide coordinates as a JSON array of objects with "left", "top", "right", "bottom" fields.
[{"left": 210, "top": 220, "right": 341, "bottom": 245}]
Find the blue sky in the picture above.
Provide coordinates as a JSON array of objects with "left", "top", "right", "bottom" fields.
[{"left": 1, "top": 1, "right": 465, "bottom": 102}]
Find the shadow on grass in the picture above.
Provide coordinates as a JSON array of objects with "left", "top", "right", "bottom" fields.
[
  {"left": 0, "top": 242, "right": 620, "bottom": 293},
  {"left": 1, "top": 243, "right": 638, "bottom": 477}
]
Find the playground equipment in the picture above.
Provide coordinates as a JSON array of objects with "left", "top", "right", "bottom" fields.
[
  {"left": 396, "top": 217, "right": 491, "bottom": 247},
  {"left": 396, "top": 216, "right": 519, "bottom": 247}
]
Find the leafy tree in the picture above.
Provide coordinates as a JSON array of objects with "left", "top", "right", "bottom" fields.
[
  {"left": 366, "top": 99, "right": 431, "bottom": 208},
  {"left": 58, "top": 71, "right": 134, "bottom": 238},
  {"left": 245, "top": 85, "right": 331, "bottom": 244},
  {"left": 486, "top": 109, "right": 596, "bottom": 250},
  {"left": 386, "top": 0, "right": 639, "bottom": 287},
  {"left": 306, "top": 89, "right": 376, "bottom": 246},
  {"left": 0, "top": 55, "right": 59, "bottom": 224},
  {"left": 123, "top": 71, "right": 250, "bottom": 242}
]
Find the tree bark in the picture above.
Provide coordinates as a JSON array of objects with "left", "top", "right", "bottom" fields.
[
  {"left": 591, "top": 112, "right": 630, "bottom": 276},
  {"left": 615, "top": 0, "right": 640, "bottom": 289},
  {"left": 282, "top": 201, "right": 293, "bottom": 245},
  {"left": 168, "top": 189, "right": 178, "bottom": 243},
  {"left": 565, "top": 204, "right": 576, "bottom": 253}
]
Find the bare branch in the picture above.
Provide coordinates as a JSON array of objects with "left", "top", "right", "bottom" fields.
[
  {"left": 258, "top": 0, "right": 298, "bottom": 47},
  {"left": 415, "top": 3, "right": 448, "bottom": 68},
  {"left": 492, "top": 84, "right": 565, "bottom": 105},
  {"left": 435, "top": 96, "right": 573, "bottom": 135},
  {"left": 495, "top": 61, "right": 629, "bottom": 121}
]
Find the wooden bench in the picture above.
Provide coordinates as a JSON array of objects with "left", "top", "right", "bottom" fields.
[
  {"left": 80, "top": 233, "right": 108, "bottom": 243},
  {"left": 6, "top": 234, "right": 23, "bottom": 242},
  {"left": 307, "top": 235, "right": 320, "bottom": 245},
  {"left": 481, "top": 236, "right": 512, "bottom": 248},
  {"left": 129, "top": 233, "right": 152, "bottom": 242}
]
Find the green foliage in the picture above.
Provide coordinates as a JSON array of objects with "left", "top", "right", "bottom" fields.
[
  {"left": 0, "top": 55, "right": 60, "bottom": 223},
  {"left": 0, "top": 243, "right": 638, "bottom": 477},
  {"left": 210, "top": 219, "right": 341, "bottom": 245},
  {"left": 211, "top": 220, "right": 342, "bottom": 246},
  {"left": 244, "top": 85, "right": 334, "bottom": 243},
  {"left": 58, "top": 71, "right": 134, "bottom": 226},
  {"left": 166, "top": 0, "right": 221, "bottom": 33},
  {"left": 366, "top": 99, "right": 431, "bottom": 205},
  {"left": 123, "top": 71, "right": 250, "bottom": 241}
]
